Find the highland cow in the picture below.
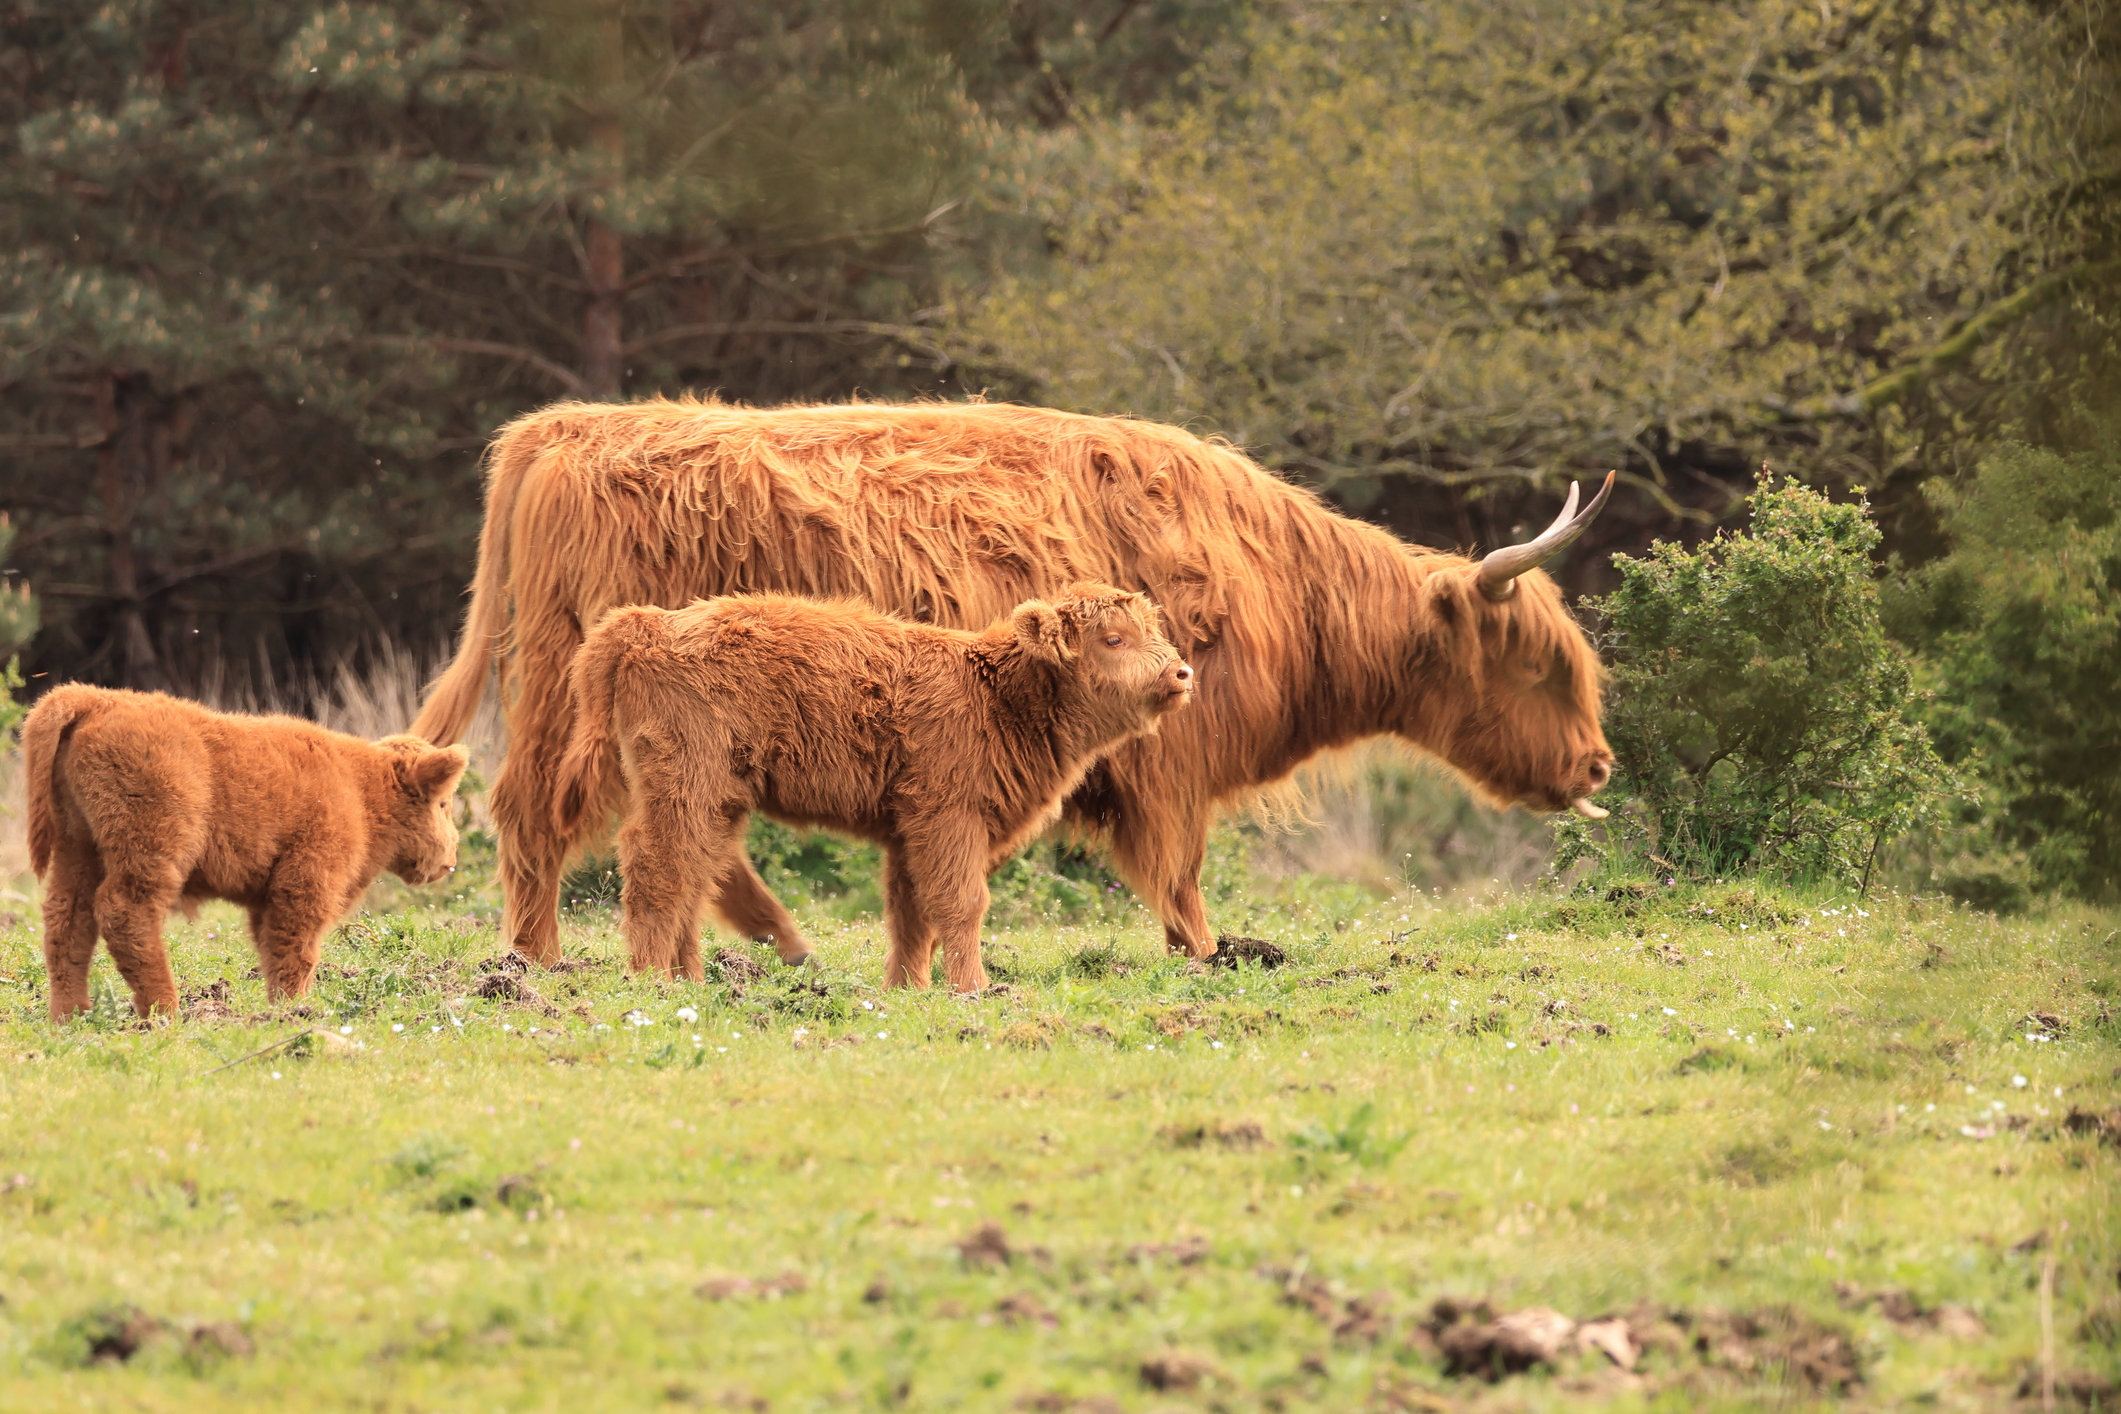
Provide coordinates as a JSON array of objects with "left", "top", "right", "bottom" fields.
[
  {"left": 551, "top": 584, "right": 1192, "bottom": 992},
  {"left": 414, "top": 399, "right": 1614, "bottom": 967},
  {"left": 24, "top": 685, "right": 468, "bottom": 1022}
]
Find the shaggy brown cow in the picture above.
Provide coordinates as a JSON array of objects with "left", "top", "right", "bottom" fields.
[
  {"left": 415, "top": 399, "right": 1614, "bottom": 967},
  {"left": 24, "top": 685, "right": 468, "bottom": 1022},
  {"left": 552, "top": 585, "right": 1192, "bottom": 992}
]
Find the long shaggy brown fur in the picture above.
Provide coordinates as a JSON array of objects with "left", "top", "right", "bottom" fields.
[
  {"left": 26, "top": 685, "right": 468, "bottom": 1021},
  {"left": 552, "top": 584, "right": 1190, "bottom": 992},
  {"left": 415, "top": 398, "right": 1610, "bottom": 965}
]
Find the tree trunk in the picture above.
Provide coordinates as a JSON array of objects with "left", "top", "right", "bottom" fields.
[
  {"left": 94, "top": 370, "right": 167, "bottom": 689},
  {"left": 580, "top": 5, "right": 626, "bottom": 400}
]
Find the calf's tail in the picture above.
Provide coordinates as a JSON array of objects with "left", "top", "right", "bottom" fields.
[
  {"left": 21, "top": 684, "right": 100, "bottom": 878},
  {"left": 552, "top": 609, "right": 659, "bottom": 839}
]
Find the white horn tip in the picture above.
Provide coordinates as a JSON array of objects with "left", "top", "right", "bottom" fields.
[{"left": 1570, "top": 798, "right": 1609, "bottom": 819}]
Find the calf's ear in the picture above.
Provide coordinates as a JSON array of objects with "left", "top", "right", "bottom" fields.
[
  {"left": 399, "top": 744, "right": 470, "bottom": 800},
  {"left": 1011, "top": 599, "right": 1073, "bottom": 663}
]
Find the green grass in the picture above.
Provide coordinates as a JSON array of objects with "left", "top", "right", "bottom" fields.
[{"left": 0, "top": 862, "right": 2116, "bottom": 1412}]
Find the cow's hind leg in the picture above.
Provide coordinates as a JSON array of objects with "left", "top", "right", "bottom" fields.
[
  {"left": 93, "top": 867, "right": 182, "bottom": 1020},
  {"left": 493, "top": 750, "right": 572, "bottom": 968},
  {"left": 41, "top": 844, "right": 104, "bottom": 1023},
  {"left": 706, "top": 848, "right": 813, "bottom": 964},
  {"left": 617, "top": 793, "right": 728, "bottom": 983}
]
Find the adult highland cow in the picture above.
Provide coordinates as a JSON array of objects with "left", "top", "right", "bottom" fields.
[{"left": 414, "top": 399, "right": 1614, "bottom": 967}]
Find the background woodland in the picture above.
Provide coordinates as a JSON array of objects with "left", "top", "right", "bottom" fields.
[{"left": 3, "top": 0, "right": 2116, "bottom": 898}]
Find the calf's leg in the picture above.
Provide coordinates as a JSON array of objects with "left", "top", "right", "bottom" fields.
[
  {"left": 892, "top": 820, "right": 991, "bottom": 994},
  {"left": 617, "top": 791, "right": 730, "bottom": 982},
  {"left": 252, "top": 857, "right": 345, "bottom": 1001},
  {"left": 706, "top": 849, "right": 813, "bottom": 964},
  {"left": 880, "top": 848, "right": 938, "bottom": 989},
  {"left": 41, "top": 843, "right": 104, "bottom": 1022},
  {"left": 93, "top": 868, "right": 182, "bottom": 1020}
]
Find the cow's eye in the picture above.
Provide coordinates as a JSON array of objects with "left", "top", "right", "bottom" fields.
[{"left": 1104, "top": 634, "right": 1124, "bottom": 648}]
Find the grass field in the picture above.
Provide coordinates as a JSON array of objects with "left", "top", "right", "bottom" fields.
[{"left": 1, "top": 845, "right": 2116, "bottom": 1412}]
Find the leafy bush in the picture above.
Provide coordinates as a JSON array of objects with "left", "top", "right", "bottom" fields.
[
  {"left": 1565, "top": 477, "right": 1952, "bottom": 887},
  {"left": 0, "top": 513, "right": 36, "bottom": 737},
  {"left": 1883, "top": 427, "right": 2121, "bottom": 903}
]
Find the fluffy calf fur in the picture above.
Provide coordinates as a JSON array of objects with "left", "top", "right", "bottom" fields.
[
  {"left": 553, "top": 584, "right": 1192, "bottom": 993},
  {"left": 24, "top": 685, "right": 469, "bottom": 1022}
]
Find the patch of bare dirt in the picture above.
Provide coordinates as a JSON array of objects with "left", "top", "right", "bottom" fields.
[
  {"left": 712, "top": 949, "right": 768, "bottom": 991},
  {"left": 1125, "top": 1235, "right": 1210, "bottom": 1266},
  {"left": 692, "top": 1270, "right": 806, "bottom": 1301},
  {"left": 181, "top": 979, "right": 236, "bottom": 1024},
  {"left": 993, "top": 1293, "right": 1058, "bottom": 1328},
  {"left": 1208, "top": 934, "right": 1287, "bottom": 969},
  {"left": 1835, "top": 1283, "right": 1986, "bottom": 1337},
  {"left": 957, "top": 1221, "right": 1013, "bottom": 1268},
  {"left": 1138, "top": 1348, "right": 1220, "bottom": 1391},
  {"left": 1160, "top": 1119, "right": 1268, "bottom": 1150},
  {"left": 2063, "top": 1107, "right": 2121, "bottom": 1146}
]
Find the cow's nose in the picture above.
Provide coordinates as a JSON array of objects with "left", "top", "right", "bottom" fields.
[
  {"left": 1586, "top": 759, "right": 1612, "bottom": 790},
  {"left": 1171, "top": 663, "right": 1193, "bottom": 686}
]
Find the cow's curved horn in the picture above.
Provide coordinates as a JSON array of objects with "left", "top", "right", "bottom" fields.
[{"left": 1476, "top": 470, "right": 1616, "bottom": 602}]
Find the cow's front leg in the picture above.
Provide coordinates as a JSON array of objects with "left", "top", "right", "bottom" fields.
[
  {"left": 893, "top": 819, "right": 991, "bottom": 994},
  {"left": 253, "top": 856, "right": 343, "bottom": 1002}
]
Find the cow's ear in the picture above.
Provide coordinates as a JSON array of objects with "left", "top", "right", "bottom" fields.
[
  {"left": 1011, "top": 599, "right": 1073, "bottom": 663},
  {"left": 400, "top": 744, "right": 470, "bottom": 801}
]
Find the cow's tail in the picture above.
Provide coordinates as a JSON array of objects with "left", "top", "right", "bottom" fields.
[
  {"left": 413, "top": 431, "right": 535, "bottom": 747},
  {"left": 552, "top": 609, "right": 656, "bottom": 839},
  {"left": 21, "top": 684, "right": 100, "bottom": 879}
]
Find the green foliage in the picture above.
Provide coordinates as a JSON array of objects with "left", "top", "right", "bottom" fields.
[
  {"left": 0, "top": 515, "right": 35, "bottom": 737},
  {"left": 1, "top": 1, "right": 1240, "bottom": 689},
  {"left": 1567, "top": 478, "right": 1952, "bottom": 887},
  {"left": 958, "top": 0, "right": 2120, "bottom": 518},
  {"left": 1884, "top": 425, "right": 2121, "bottom": 902},
  {"left": 1289, "top": 1102, "right": 1409, "bottom": 1170}
]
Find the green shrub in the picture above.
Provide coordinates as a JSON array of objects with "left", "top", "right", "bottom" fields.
[
  {"left": 0, "top": 513, "right": 36, "bottom": 737},
  {"left": 1883, "top": 426, "right": 2121, "bottom": 903},
  {"left": 1565, "top": 476, "right": 1952, "bottom": 887}
]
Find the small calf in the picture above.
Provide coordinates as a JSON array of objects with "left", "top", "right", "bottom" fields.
[
  {"left": 553, "top": 583, "right": 1193, "bottom": 992},
  {"left": 24, "top": 685, "right": 468, "bottom": 1021}
]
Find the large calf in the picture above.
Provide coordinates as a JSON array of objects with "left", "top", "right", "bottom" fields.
[
  {"left": 24, "top": 686, "right": 468, "bottom": 1021},
  {"left": 552, "top": 585, "right": 1192, "bottom": 993}
]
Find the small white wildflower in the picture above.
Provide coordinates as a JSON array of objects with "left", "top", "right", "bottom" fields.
[
  {"left": 1505, "top": 933, "right": 1518, "bottom": 942},
  {"left": 1504, "top": 1041, "right": 1517, "bottom": 1050},
  {"left": 339, "top": 1025, "right": 353, "bottom": 1035},
  {"left": 1925, "top": 1103, "right": 1936, "bottom": 1112},
  {"left": 1211, "top": 1041, "right": 1224, "bottom": 1050},
  {"left": 392, "top": 1023, "right": 405, "bottom": 1033},
  {"left": 2012, "top": 1074, "right": 2028, "bottom": 1088},
  {"left": 502, "top": 1024, "right": 513, "bottom": 1032},
  {"left": 1966, "top": 1084, "right": 1978, "bottom": 1094},
  {"left": 730, "top": 1032, "right": 741, "bottom": 1040},
  {"left": 861, "top": 1000, "right": 875, "bottom": 1011},
  {"left": 528, "top": 1027, "right": 539, "bottom": 1034},
  {"left": 1662, "top": 1007, "right": 1677, "bottom": 1016},
  {"left": 1818, "top": 1120, "right": 1832, "bottom": 1130},
  {"left": 675, "top": 1006, "right": 698, "bottom": 1024},
  {"left": 876, "top": 1031, "right": 888, "bottom": 1040},
  {"left": 2054, "top": 1087, "right": 2064, "bottom": 1098},
  {"left": 716, "top": 1046, "right": 728, "bottom": 1053},
  {"left": 270, "top": 1070, "right": 283, "bottom": 1079}
]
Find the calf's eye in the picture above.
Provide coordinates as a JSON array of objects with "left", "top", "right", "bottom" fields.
[{"left": 1104, "top": 634, "right": 1124, "bottom": 647}]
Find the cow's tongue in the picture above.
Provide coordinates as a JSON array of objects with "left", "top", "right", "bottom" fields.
[{"left": 1570, "top": 798, "right": 1608, "bottom": 819}]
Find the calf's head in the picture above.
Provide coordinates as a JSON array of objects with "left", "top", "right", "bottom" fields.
[
  {"left": 1399, "top": 476, "right": 1616, "bottom": 818},
  {"left": 1011, "top": 582, "right": 1194, "bottom": 737},
  {"left": 376, "top": 736, "right": 472, "bottom": 884}
]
